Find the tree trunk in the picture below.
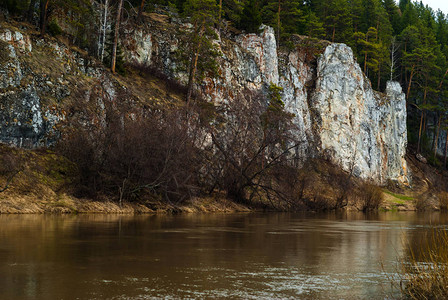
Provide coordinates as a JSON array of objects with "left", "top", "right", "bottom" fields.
[
  {"left": 40, "top": 0, "right": 50, "bottom": 36},
  {"left": 111, "top": 0, "right": 124, "bottom": 73},
  {"left": 377, "top": 63, "right": 381, "bottom": 91},
  {"left": 422, "top": 80, "right": 428, "bottom": 134},
  {"left": 137, "top": 0, "right": 145, "bottom": 23},
  {"left": 417, "top": 111, "right": 424, "bottom": 153},
  {"left": 363, "top": 34, "right": 369, "bottom": 74},
  {"left": 100, "top": 0, "right": 109, "bottom": 62},
  {"left": 277, "top": 0, "right": 281, "bottom": 47},
  {"left": 406, "top": 66, "right": 415, "bottom": 99},
  {"left": 27, "top": 0, "right": 37, "bottom": 23},
  {"left": 217, "top": 0, "right": 222, "bottom": 33},
  {"left": 434, "top": 114, "right": 441, "bottom": 160},
  {"left": 186, "top": 22, "right": 205, "bottom": 104},
  {"left": 438, "top": 68, "right": 448, "bottom": 89},
  {"left": 332, "top": 25, "right": 335, "bottom": 43},
  {"left": 444, "top": 132, "right": 448, "bottom": 168},
  {"left": 417, "top": 85, "right": 428, "bottom": 153}
]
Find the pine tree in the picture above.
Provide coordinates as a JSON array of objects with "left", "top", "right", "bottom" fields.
[
  {"left": 303, "top": 11, "right": 325, "bottom": 38},
  {"left": 111, "top": 0, "right": 123, "bottom": 73},
  {"left": 382, "top": 0, "right": 401, "bottom": 35},
  {"left": 280, "top": 0, "right": 305, "bottom": 40},
  {"left": 349, "top": 0, "right": 363, "bottom": 32},
  {"left": 239, "top": 0, "right": 262, "bottom": 33},
  {"left": 182, "top": 0, "right": 220, "bottom": 103},
  {"left": 323, "top": 0, "right": 352, "bottom": 43},
  {"left": 261, "top": 0, "right": 305, "bottom": 46},
  {"left": 353, "top": 27, "right": 381, "bottom": 76}
]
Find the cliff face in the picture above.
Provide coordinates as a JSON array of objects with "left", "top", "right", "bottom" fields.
[
  {"left": 311, "top": 45, "right": 408, "bottom": 184},
  {"left": 0, "top": 29, "right": 59, "bottom": 148},
  {"left": 0, "top": 16, "right": 408, "bottom": 184},
  {"left": 123, "top": 18, "right": 408, "bottom": 184}
]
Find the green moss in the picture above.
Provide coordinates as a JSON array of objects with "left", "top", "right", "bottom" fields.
[
  {"left": 389, "top": 205, "right": 398, "bottom": 212},
  {"left": 384, "top": 190, "right": 414, "bottom": 201}
]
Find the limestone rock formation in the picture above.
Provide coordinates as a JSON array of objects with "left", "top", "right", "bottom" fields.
[
  {"left": 0, "top": 18, "right": 409, "bottom": 184},
  {"left": 311, "top": 44, "right": 408, "bottom": 184}
]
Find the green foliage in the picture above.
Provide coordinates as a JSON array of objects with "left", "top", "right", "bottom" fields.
[
  {"left": 267, "top": 83, "right": 284, "bottom": 112},
  {"left": 260, "top": 0, "right": 306, "bottom": 44},
  {"left": 383, "top": 190, "right": 414, "bottom": 201},
  {"left": 0, "top": 0, "right": 28, "bottom": 15},
  {"left": 47, "top": 19, "right": 62, "bottom": 36},
  {"left": 382, "top": 0, "right": 401, "bottom": 35},
  {"left": 221, "top": 0, "right": 244, "bottom": 28},
  {"left": 239, "top": 0, "right": 262, "bottom": 33},
  {"left": 303, "top": 11, "right": 325, "bottom": 38},
  {"left": 179, "top": 0, "right": 220, "bottom": 99}
]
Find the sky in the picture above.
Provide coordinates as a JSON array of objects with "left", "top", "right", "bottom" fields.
[{"left": 416, "top": 0, "right": 448, "bottom": 14}]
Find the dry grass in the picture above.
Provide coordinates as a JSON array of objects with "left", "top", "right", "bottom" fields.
[
  {"left": 438, "top": 192, "right": 448, "bottom": 211},
  {"left": 395, "top": 227, "right": 448, "bottom": 299}
]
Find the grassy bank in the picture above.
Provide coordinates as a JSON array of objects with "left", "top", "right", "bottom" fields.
[
  {"left": 0, "top": 144, "right": 253, "bottom": 214},
  {"left": 0, "top": 194, "right": 252, "bottom": 214},
  {"left": 0, "top": 143, "right": 446, "bottom": 214}
]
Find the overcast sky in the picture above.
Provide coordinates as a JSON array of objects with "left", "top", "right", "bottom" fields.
[{"left": 414, "top": 0, "right": 448, "bottom": 14}]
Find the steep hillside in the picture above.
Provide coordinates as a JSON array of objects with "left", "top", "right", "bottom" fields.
[
  {"left": 119, "top": 13, "right": 408, "bottom": 185},
  {"left": 0, "top": 11, "right": 445, "bottom": 212}
]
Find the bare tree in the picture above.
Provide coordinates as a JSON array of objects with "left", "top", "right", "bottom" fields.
[{"left": 203, "top": 89, "right": 298, "bottom": 204}]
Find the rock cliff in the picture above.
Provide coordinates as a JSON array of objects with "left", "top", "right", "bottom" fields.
[
  {"left": 122, "top": 17, "right": 408, "bottom": 184},
  {"left": 0, "top": 16, "right": 408, "bottom": 184},
  {"left": 311, "top": 45, "right": 408, "bottom": 184}
]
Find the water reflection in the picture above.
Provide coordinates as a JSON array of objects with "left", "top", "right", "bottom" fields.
[{"left": 0, "top": 212, "right": 446, "bottom": 299}]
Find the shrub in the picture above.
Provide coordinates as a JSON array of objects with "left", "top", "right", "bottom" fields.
[
  {"left": 353, "top": 183, "right": 383, "bottom": 211},
  {"left": 0, "top": 147, "right": 23, "bottom": 192},
  {"left": 202, "top": 89, "right": 298, "bottom": 204},
  {"left": 57, "top": 104, "right": 203, "bottom": 204},
  {"left": 415, "top": 194, "right": 432, "bottom": 211},
  {"left": 48, "top": 19, "right": 63, "bottom": 36}
]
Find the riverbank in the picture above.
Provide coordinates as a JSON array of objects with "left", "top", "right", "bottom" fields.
[
  {"left": 0, "top": 193, "right": 253, "bottom": 214},
  {"left": 0, "top": 144, "right": 446, "bottom": 214}
]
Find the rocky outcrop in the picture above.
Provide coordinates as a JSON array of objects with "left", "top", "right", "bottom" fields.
[
  {"left": 0, "top": 27, "right": 117, "bottom": 148},
  {"left": 0, "top": 30, "right": 59, "bottom": 147},
  {"left": 311, "top": 44, "right": 408, "bottom": 184},
  {"left": 0, "top": 16, "right": 408, "bottom": 184},
  {"left": 122, "top": 17, "right": 408, "bottom": 184}
]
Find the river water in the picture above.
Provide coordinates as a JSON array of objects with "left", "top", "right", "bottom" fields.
[{"left": 1, "top": 212, "right": 447, "bottom": 299}]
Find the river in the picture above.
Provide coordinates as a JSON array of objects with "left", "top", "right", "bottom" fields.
[{"left": 1, "top": 212, "right": 447, "bottom": 299}]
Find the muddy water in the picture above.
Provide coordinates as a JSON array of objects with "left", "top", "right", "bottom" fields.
[{"left": 1, "top": 212, "right": 446, "bottom": 299}]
